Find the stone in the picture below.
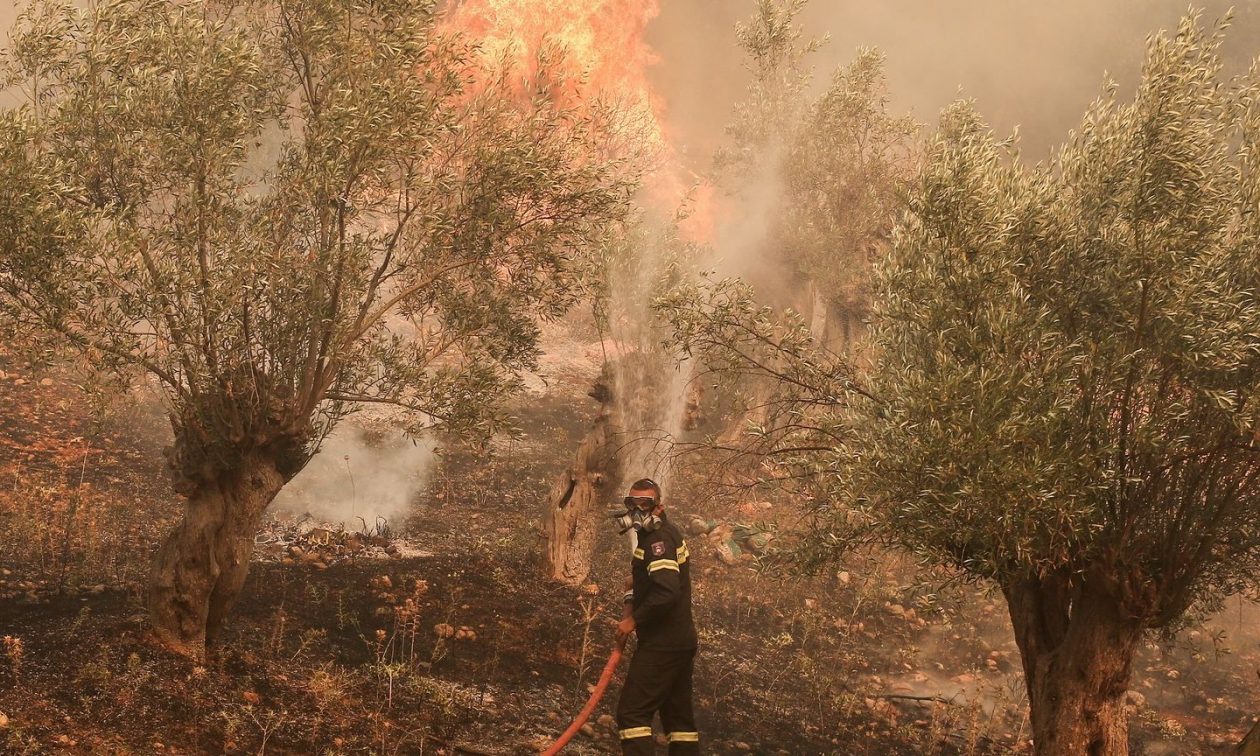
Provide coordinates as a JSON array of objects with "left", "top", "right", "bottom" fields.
[
  {"left": 744, "top": 532, "right": 772, "bottom": 554},
  {"left": 714, "top": 540, "right": 741, "bottom": 566},
  {"left": 434, "top": 623, "right": 456, "bottom": 639},
  {"left": 39, "top": 378, "right": 53, "bottom": 386},
  {"left": 0, "top": 712, "right": 8, "bottom": 728},
  {"left": 579, "top": 724, "right": 595, "bottom": 738},
  {"left": 596, "top": 714, "right": 615, "bottom": 728},
  {"left": 687, "top": 518, "right": 713, "bottom": 536}
]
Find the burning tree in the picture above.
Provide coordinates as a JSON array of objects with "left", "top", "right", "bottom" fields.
[
  {"left": 664, "top": 13, "right": 1260, "bottom": 755},
  {"left": 0, "top": 0, "right": 629, "bottom": 658}
]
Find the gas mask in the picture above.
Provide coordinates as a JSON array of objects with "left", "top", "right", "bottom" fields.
[{"left": 610, "top": 495, "right": 662, "bottom": 535}]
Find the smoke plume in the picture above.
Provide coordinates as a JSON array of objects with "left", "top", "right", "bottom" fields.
[{"left": 271, "top": 425, "right": 436, "bottom": 531}]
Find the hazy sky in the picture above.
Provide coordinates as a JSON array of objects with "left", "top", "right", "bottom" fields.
[{"left": 649, "top": 0, "right": 1260, "bottom": 160}]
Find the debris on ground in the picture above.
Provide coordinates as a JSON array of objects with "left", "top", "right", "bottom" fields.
[
  {"left": 686, "top": 512, "right": 774, "bottom": 566},
  {"left": 253, "top": 517, "right": 434, "bottom": 570}
]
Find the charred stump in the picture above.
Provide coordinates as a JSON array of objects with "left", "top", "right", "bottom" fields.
[{"left": 542, "top": 380, "right": 618, "bottom": 585}]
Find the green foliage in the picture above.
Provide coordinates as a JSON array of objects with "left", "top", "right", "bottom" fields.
[
  {"left": 0, "top": 0, "right": 631, "bottom": 490},
  {"left": 865, "top": 12, "right": 1260, "bottom": 621},
  {"left": 667, "top": 12, "right": 1260, "bottom": 625},
  {"left": 717, "top": 0, "right": 822, "bottom": 172}
]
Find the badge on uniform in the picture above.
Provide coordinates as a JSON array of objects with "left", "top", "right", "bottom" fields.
[{"left": 651, "top": 541, "right": 666, "bottom": 557}]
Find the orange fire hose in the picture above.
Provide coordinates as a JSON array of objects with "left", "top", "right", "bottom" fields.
[{"left": 542, "top": 642, "right": 625, "bottom": 755}]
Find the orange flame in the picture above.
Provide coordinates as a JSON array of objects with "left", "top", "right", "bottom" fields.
[{"left": 444, "top": 0, "right": 713, "bottom": 240}]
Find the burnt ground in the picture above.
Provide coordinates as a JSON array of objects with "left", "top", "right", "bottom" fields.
[{"left": 1, "top": 343, "right": 1259, "bottom": 755}]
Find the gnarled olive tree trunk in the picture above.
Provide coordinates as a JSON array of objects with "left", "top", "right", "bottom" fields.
[
  {"left": 149, "top": 453, "right": 287, "bottom": 659},
  {"left": 1004, "top": 576, "right": 1144, "bottom": 756},
  {"left": 1240, "top": 716, "right": 1260, "bottom": 756}
]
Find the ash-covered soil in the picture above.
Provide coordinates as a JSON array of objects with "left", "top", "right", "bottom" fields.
[{"left": 1, "top": 342, "right": 1258, "bottom": 754}]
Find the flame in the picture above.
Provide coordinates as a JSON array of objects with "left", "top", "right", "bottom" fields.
[{"left": 444, "top": 0, "right": 712, "bottom": 239}]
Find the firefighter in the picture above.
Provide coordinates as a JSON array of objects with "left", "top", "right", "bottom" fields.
[{"left": 612, "top": 478, "right": 699, "bottom": 754}]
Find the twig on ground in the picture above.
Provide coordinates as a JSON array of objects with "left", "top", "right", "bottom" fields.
[{"left": 876, "top": 692, "right": 958, "bottom": 705}]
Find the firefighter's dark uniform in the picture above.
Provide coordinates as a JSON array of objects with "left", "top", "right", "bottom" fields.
[{"left": 617, "top": 515, "right": 699, "bottom": 754}]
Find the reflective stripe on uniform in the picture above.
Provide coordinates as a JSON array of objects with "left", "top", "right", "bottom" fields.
[
  {"left": 633, "top": 548, "right": 644, "bottom": 560},
  {"left": 647, "top": 559, "right": 679, "bottom": 573},
  {"left": 677, "top": 541, "right": 689, "bottom": 564},
  {"left": 619, "top": 726, "right": 653, "bottom": 740},
  {"left": 668, "top": 732, "right": 700, "bottom": 743}
]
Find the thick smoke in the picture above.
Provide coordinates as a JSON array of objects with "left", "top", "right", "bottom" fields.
[
  {"left": 271, "top": 425, "right": 436, "bottom": 531},
  {"left": 649, "top": 0, "right": 1260, "bottom": 161}
]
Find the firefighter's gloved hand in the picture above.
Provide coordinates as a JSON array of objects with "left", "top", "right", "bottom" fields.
[{"left": 615, "top": 616, "right": 636, "bottom": 644}]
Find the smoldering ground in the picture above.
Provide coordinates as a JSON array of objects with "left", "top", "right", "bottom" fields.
[{"left": 271, "top": 425, "right": 437, "bottom": 531}]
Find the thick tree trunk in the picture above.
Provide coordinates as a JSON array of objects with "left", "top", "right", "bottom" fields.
[
  {"left": 808, "top": 280, "right": 829, "bottom": 345},
  {"left": 1005, "top": 577, "right": 1144, "bottom": 756},
  {"left": 148, "top": 454, "right": 286, "bottom": 659},
  {"left": 543, "top": 410, "right": 615, "bottom": 585},
  {"left": 1240, "top": 717, "right": 1260, "bottom": 756}
]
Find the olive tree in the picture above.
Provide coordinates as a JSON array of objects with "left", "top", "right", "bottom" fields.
[
  {"left": 664, "top": 13, "right": 1260, "bottom": 754},
  {"left": 779, "top": 48, "right": 917, "bottom": 349},
  {"left": 0, "top": 0, "right": 629, "bottom": 658},
  {"left": 719, "top": 0, "right": 916, "bottom": 351}
]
